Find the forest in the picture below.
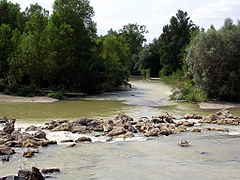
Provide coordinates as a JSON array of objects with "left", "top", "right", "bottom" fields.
[{"left": 0, "top": 0, "right": 240, "bottom": 101}]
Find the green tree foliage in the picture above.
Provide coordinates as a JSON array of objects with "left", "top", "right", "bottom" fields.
[
  {"left": 159, "top": 10, "right": 194, "bottom": 76},
  {"left": 138, "top": 38, "right": 161, "bottom": 77},
  {"left": 0, "top": 0, "right": 133, "bottom": 95},
  {"left": 0, "top": 0, "right": 26, "bottom": 32},
  {"left": 118, "top": 23, "right": 148, "bottom": 75},
  {"left": 186, "top": 18, "right": 240, "bottom": 101},
  {"left": 95, "top": 34, "right": 131, "bottom": 91}
]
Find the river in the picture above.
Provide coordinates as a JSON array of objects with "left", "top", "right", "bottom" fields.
[{"left": 1, "top": 79, "right": 240, "bottom": 179}]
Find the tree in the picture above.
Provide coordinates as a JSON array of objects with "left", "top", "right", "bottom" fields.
[
  {"left": 0, "top": 0, "right": 26, "bottom": 32},
  {"left": 186, "top": 18, "right": 240, "bottom": 101},
  {"left": 52, "top": 0, "right": 97, "bottom": 91},
  {"left": 119, "top": 23, "right": 148, "bottom": 75},
  {"left": 159, "top": 10, "right": 194, "bottom": 76},
  {"left": 138, "top": 38, "right": 161, "bottom": 77},
  {"left": 95, "top": 34, "right": 131, "bottom": 91}
]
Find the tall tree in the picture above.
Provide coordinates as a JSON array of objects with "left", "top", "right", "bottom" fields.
[
  {"left": 0, "top": 0, "right": 26, "bottom": 32},
  {"left": 159, "top": 10, "right": 194, "bottom": 76},
  {"left": 119, "top": 23, "right": 148, "bottom": 75}
]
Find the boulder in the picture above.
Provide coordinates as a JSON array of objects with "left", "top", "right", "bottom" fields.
[
  {"left": 67, "top": 143, "right": 76, "bottom": 148},
  {"left": 178, "top": 140, "right": 190, "bottom": 147},
  {"left": 145, "top": 128, "right": 160, "bottom": 137},
  {"left": 0, "top": 116, "right": 8, "bottom": 123},
  {"left": 51, "top": 123, "right": 70, "bottom": 132},
  {"left": 60, "top": 139, "right": 74, "bottom": 143},
  {"left": 0, "top": 147, "right": 15, "bottom": 155},
  {"left": 0, "top": 176, "right": 27, "bottom": 180},
  {"left": 11, "top": 131, "right": 23, "bottom": 141},
  {"left": 41, "top": 140, "right": 57, "bottom": 147},
  {"left": 5, "top": 141, "right": 22, "bottom": 147},
  {"left": 70, "top": 125, "right": 87, "bottom": 133},
  {"left": 34, "top": 131, "right": 46, "bottom": 139},
  {"left": 189, "top": 128, "right": 202, "bottom": 133},
  {"left": 3, "top": 119, "right": 16, "bottom": 134},
  {"left": 18, "top": 169, "right": 31, "bottom": 179},
  {"left": 25, "top": 125, "right": 40, "bottom": 132},
  {"left": 107, "top": 127, "right": 126, "bottom": 137},
  {"left": 28, "top": 167, "right": 45, "bottom": 180},
  {"left": 114, "top": 131, "right": 134, "bottom": 138},
  {"left": 22, "top": 139, "right": 40, "bottom": 148},
  {"left": 75, "top": 137, "right": 92, "bottom": 143},
  {"left": 23, "top": 149, "right": 39, "bottom": 158},
  {"left": 175, "top": 121, "right": 195, "bottom": 127},
  {"left": 184, "top": 114, "right": 202, "bottom": 119},
  {"left": 41, "top": 168, "right": 60, "bottom": 174}
]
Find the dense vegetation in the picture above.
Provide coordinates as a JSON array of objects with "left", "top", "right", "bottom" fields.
[
  {"left": 0, "top": 0, "right": 239, "bottom": 102},
  {"left": 186, "top": 19, "right": 240, "bottom": 101},
  {"left": 0, "top": 0, "right": 147, "bottom": 96}
]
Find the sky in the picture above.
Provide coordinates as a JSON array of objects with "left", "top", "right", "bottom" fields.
[{"left": 10, "top": 0, "right": 240, "bottom": 43}]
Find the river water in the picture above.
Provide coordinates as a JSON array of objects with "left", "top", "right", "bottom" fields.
[{"left": 1, "top": 79, "right": 240, "bottom": 179}]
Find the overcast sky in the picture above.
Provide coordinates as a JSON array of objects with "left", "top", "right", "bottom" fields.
[{"left": 11, "top": 0, "right": 240, "bottom": 43}]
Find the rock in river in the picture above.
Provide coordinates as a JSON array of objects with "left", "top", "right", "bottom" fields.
[{"left": 178, "top": 140, "right": 190, "bottom": 147}]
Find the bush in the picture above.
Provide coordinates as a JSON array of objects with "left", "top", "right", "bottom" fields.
[
  {"left": 47, "top": 92, "right": 63, "bottom": 99},
  {"left": 162, "top": 70, "right": 207, "bottom": 102}
]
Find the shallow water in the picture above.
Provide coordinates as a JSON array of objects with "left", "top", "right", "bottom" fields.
[{"left": 1, "top": 79, "right": 240, "bottom": 179}]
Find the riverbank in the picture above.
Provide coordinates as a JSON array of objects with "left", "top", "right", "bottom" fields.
[
  {"left": 199, "top": 101, "right": 240, "bottom": 110},
  {"left": 0, "top": 93, "right": 59, "bottom": 103}
]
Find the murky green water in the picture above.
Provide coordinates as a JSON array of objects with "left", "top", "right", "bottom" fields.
[{"left": 1, "top": 79, "right": 240, "bottom": 179}]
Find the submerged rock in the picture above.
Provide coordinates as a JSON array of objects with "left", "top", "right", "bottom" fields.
[
  {"left": 23, "top": 149, "right": 39, "bottom": 158},
  {"left": 41, "top": 168, "right": 60, "bottom": 174},
  {"left": 178, "top": 140, "right": 190, "bottom": 147},
  {"left": 75, "top": 137, "right": 92, "bottom": 143}
]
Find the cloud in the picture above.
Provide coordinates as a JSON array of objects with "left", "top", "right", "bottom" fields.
[{"left": 190, "top": 0, "right": 240, "bottom": 29}]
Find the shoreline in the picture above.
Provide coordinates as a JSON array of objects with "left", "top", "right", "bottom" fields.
[
  {"left": 0, "top": 93, "right": 59, "bottom": 103},
  {"left": 199, "top": 101, "right": 240, "bottom": 110}
]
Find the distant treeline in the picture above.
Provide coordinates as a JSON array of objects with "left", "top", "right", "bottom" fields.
[{"left": 0, "top": 0, "right": 239, "bottom": 101}]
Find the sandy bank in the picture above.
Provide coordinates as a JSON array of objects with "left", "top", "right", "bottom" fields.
[
  {"left": 199, "top": 101, "right": 240, "bottom": 110},
  {"left": 0, "top": 93, "right": 59, "bottom": 103}
]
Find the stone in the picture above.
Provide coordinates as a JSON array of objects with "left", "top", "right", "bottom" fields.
[
  {"left": 145, "top": 128, "right": 160, "bottom": 137},
  {"left": 67, "top": 143, "right": 76, "bottom": 148},
  {"left": 28, "top": 167, "right": 45, "bottom": 180},
  {"left": 60, "top": 139, "right": 74, "bottom": 143},
  {"left": 175, "top": 121, "right": 195, "bottom": 127},
  {"left": 0, "top": 116, "right": 8, "bottom": 123},
  {"left": 18, "top": 169, "right": 31, "bottom": 179},
  {"left": 3, "top": 119, "right": 15, "bottom": 134},
  {"left": 23, "top": 149, "right": 39, "bottom": 158},
  {"left": 25, "top": 125, "right": 40, "bottom": 132},
  {"left": 0, "top": 147, "right": 15, "bottom": 155},
  {"left": 51, "top": 123, "right": 70, "bottom": 132},
  {"left": 184, "top": 114, "right": 202, "bottom": 119},
  {"left": 107, "top": 127, "right": 126, "bottom": 137},
  {"left": 34, "top": 131, "right": 46, "bottom": 139},
  {"left": 70, "top": 126, "right": 87, "bottom": 133},
  {"left": 41, "top": 140, "right": 57, "bottom": 147},
  {"left": 22, "top": 139, "right": 40, "bottom": 148},
  {"left": 1, "top": 154, "right": 10, "bottom": 162},
  {"left": 41, "top": 168, "right": 60, "bottom": 174},
  {"left": 75, "top": 137, "right": 92, "bottom": 143},
  {"left": 178, "top": 140, "right": 190, "bottom": 147},
  {"left": 0, "top": 176, "right": 27, "bottom": 180},
  {"left": 189, "top": 128, "right": 202, "bottom": 133}
]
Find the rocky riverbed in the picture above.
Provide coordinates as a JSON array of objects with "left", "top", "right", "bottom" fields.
[{"left": 0, "top": 109, "right": 239, "bottom": 166}]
